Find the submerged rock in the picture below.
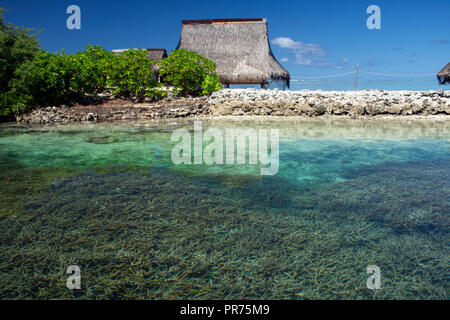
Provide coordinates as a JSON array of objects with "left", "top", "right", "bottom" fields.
[{"left": 84, "top": 136, "right": 120, "bottom": 144}]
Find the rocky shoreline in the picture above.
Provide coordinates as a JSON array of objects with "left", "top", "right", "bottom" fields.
[{"left": 16, "top": 89, "right": 450, "bottom": 124}]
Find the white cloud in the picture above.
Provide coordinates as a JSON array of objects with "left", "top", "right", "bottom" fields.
[
  {"left": 271, "top": 37, "right": 298, "bottom": 49},
  {"left": 272, "top": 37, "right": 326, "bottom": 66},
  {"left": 271, "top": 37, "right": 352, "bottom": 69},
  {"left": 280, "top": 57, "right": 289, "bottom": 62}
]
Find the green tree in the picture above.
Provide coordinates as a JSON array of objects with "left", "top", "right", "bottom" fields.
[
  {"left": 159, "top": 49, "right": 221, "bottom": 95},
  {"left": 8, "top": 46, "right": 117, "bottom": 114},
  {"left": 1, "top": 8, "right": 222, "bottom": 120},
  {"left": 7, "top": 50, "right": 83, "bottom": 114},
  {"left": 7, "top": 51, "right": 63, "bottom": 114},
  {"left": 107, "top": 49, "right": 165, "bottom": 101},
  {"left": 0, "top": 8, "right": 40, "bottom": 118},
  {"left": 72, "top": 45, "right": 114, "bottom": 95}
]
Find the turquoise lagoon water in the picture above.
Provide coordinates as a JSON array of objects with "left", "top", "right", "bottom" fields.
[{"left": 0, "top": 118, "right": 448, "bottom": 299}]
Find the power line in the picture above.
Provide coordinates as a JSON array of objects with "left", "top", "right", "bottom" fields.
[
  {"left": 291, "top": 70, "right": 436, "bottom": 79},
  {"left": 291, "top": 71, "right": 355, "bottom": 79},
  {"left": 359, "top": 71, "right": 436, "bottom": 77}
]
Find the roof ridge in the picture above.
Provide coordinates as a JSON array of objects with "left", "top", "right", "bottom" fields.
[{"left": 182, "top": 18, "right": 266, "bottom": 25}]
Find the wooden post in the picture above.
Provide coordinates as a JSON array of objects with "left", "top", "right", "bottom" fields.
[{"left": 354, "top": 64, "right": 359, "bottom": 91}]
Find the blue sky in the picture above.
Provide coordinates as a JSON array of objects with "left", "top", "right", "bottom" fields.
[{"left": 1, "top": 0, "right": 449, "bottom": 79}]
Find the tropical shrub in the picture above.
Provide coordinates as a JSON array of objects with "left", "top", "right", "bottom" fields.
[
  {"left": 1, "top": 8, "right": 223, "bottom": 119},
  {"left": 159, "top": 49, "right": 222, "bottom": 95},
  {"left": 107, "top": 49, "right": 165, "bottom": 101},
  {"left": 72, "top": 45, "right": 114, "bottom": 95},
  {"left": 201, "top": 73, "right": 222, "bottom": 95},
  {"left": 7, "top": 49, "right": 91, "bottom": 114},
  {"left": 7, "top": 51, "right": 66, "bottom": 114},
  {"left": 0, "top": 8, "right": 40, "bottom": 118},
  {"left": 8, "top": 47, "right": 167, "bottom": 114}
]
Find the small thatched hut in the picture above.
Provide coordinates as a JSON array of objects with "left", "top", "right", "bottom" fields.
[
  {"left": 437, "top": 62, "right": 450, "bottom": 85},
  {"left": 146, "top": 49, "right": 168, "bottom": 61},
  {"left": 176, "top": 18, "right": 290, "bottom": 89}
]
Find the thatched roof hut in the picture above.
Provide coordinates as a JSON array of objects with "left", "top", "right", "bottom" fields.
[
  {"left": 176, "top": 18, "right": 290, "bottom": 88},
  {"left": 437, "top": 62, "right": 450, "bottom": 85}
]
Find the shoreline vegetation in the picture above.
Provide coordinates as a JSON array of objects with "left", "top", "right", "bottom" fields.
[
  {"left": 0, "top": 10, "right": 221, "bottom": 122},
  {"left": 1, "top": 10, "right": 448, "bottom": 125},
  {"left": 12, "top": 88, "right": 450, "bottom": 125}
]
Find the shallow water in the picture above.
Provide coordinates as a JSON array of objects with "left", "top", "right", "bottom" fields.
[{"left": 0, "top": 118, "right": 448, "bottom": 299}]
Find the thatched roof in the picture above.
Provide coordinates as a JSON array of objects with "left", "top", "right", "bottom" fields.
[
  {"left": 176, "top": 18, "right": 290, "bottom": 87},
  {"left": 146, "top": 49, "right": 168, "bottom": 61},
  {"left": 437, "top": 62, "right": 450, "bottom": 85}
]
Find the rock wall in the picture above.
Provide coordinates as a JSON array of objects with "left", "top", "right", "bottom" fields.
[
  {"left": 17, "top": 97, "right": 209, "bottom": 124},
  {"left": 208, "top": 89, "right": 450, "bottom": 117},
  {"left": 16, "top": 89, "right": 450, "bottom": 124}
]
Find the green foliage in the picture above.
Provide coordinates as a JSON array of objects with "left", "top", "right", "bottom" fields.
[
  {"left": 72, "top": 45, "right": 114, "bottom": 95},
  {"left": 144, "top": 87, "right": 168, "bottom": 101},
  {"left": 1, "top": 9, "right": 222, "bottom": 119},
  {"left": 6, "top": 48, "right": 101, "bottom": 113},
  {"left": 7, "top": 51, "right": 66, "bottom": 114},
  {"left": 201, "top": 74, "right": 222, "bottom": 95},
  {"left": 0, "top": 8, "right": 40, "bottom": 118},
  {"left": 7, "top": 47, "right": 167, "bottom": 115},
  {"left": 159, "top": 49, "right": 222, "bottom": 95},
  {"left": 107, "top": 49, "right": 163, "bottom": 101}
]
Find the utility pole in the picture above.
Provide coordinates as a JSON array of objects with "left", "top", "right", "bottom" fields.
[{"left": 354, "top": 64, "right": 359, "bottom": 90}]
